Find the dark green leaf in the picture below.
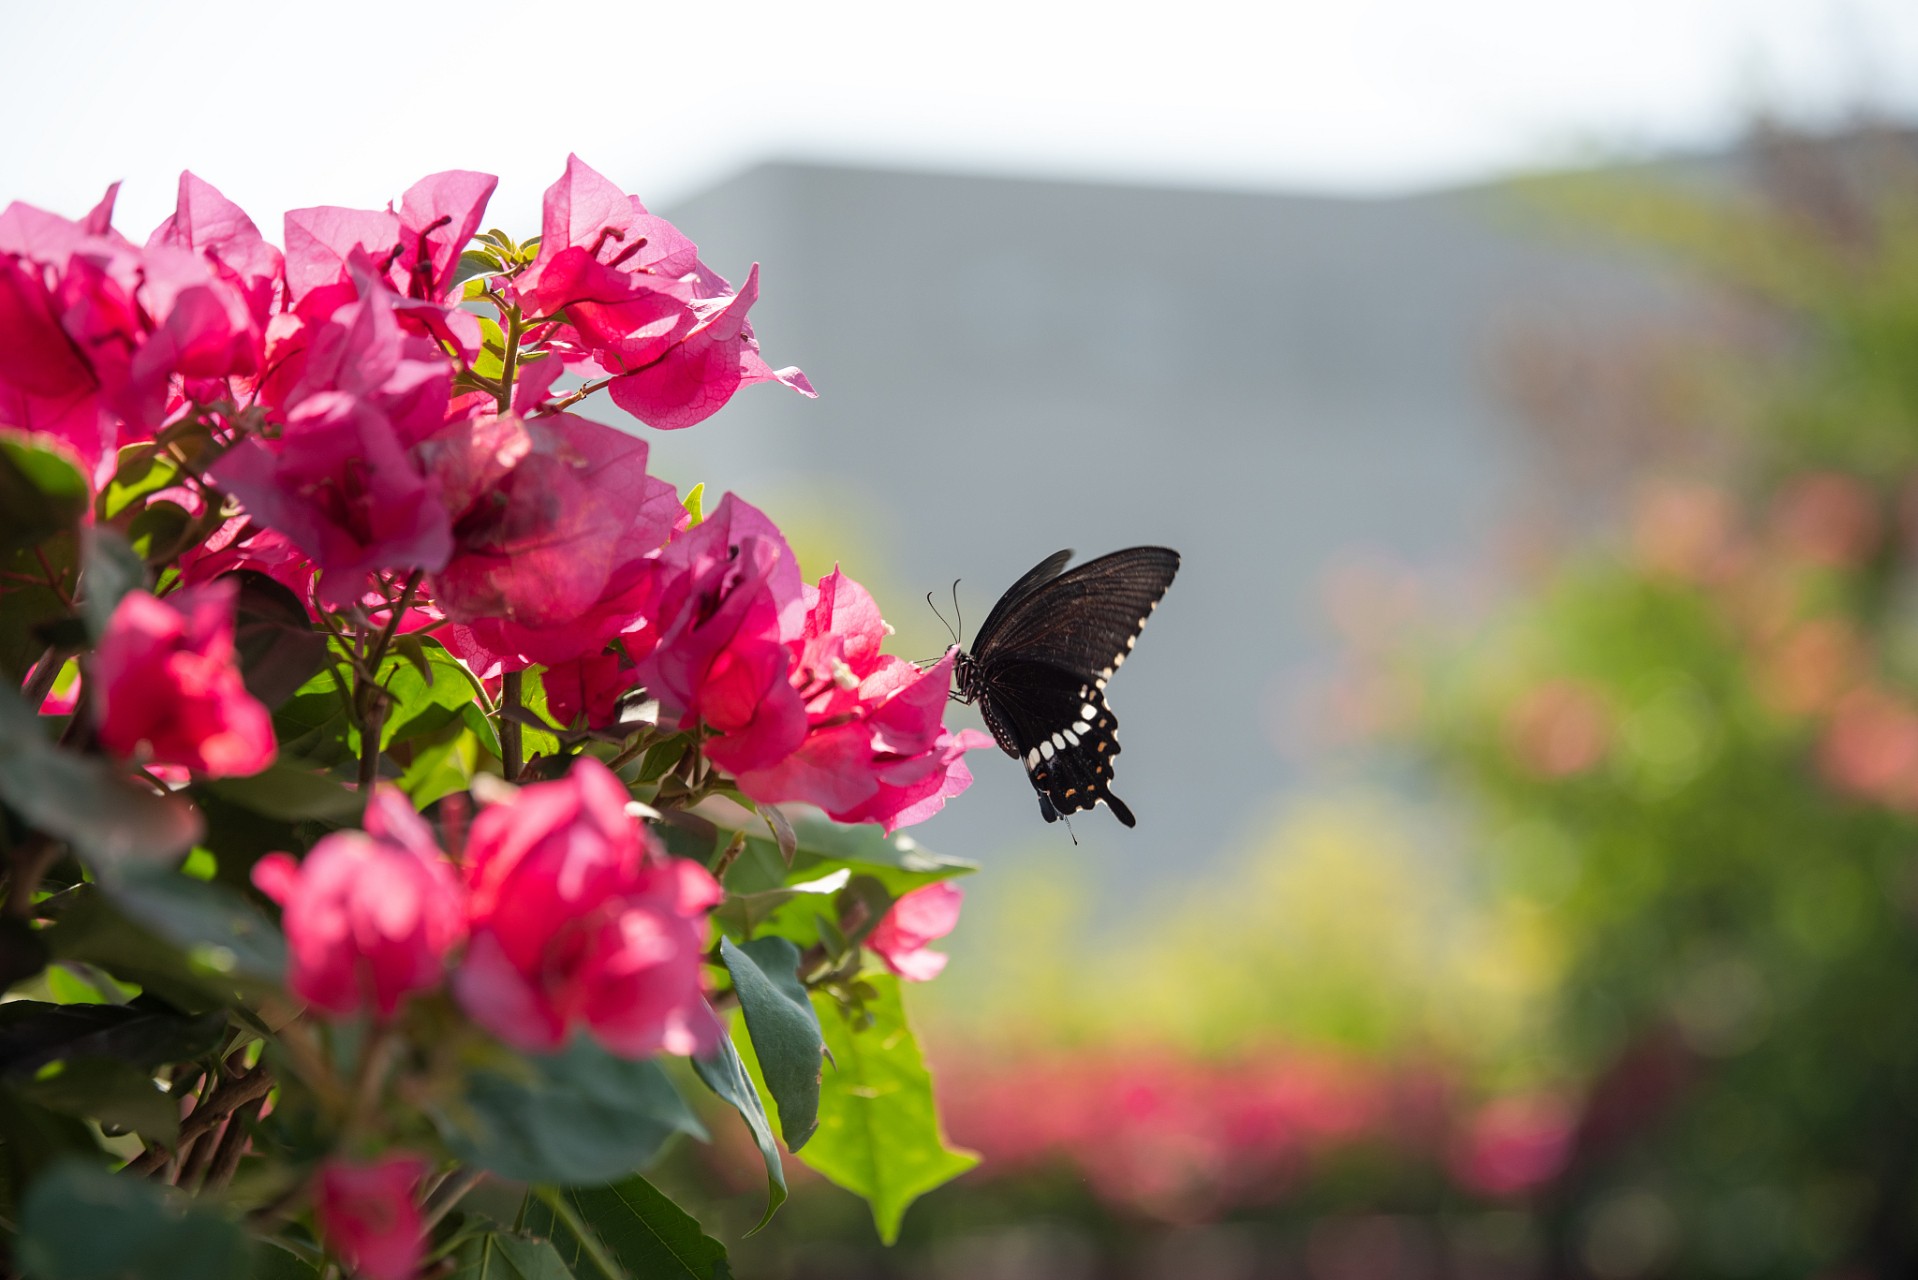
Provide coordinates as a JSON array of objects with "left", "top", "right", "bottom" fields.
[
  {"left": 44, "top": 874, "right": 284, "bottom": 1012},
  {"left": 785, "top": 974, "right": 978, "bottom": 1244},
  {"left": 201, "top": 760, "right": 364, "bottom": 822},
  {"left": 0, "top": 528, "right": 77, "bottom": 683},
  {"left": 526, "top": 1177, "right": 731, "bottom": 1280},
  {"left": 81, "top": 526, "right": 147, "bottom": 641},
  {"left": 124, "top": 500, "right": 194, "bottom": 565},
  {"left": 441, "top": 1038, "right": 708, "bottom": 1184},
  {"left": 0, "top": 1085, "right": 104, "bottom": 1190},
  {"left": 225, "top": 570, "right": 329, "bottom": 708},
  {"left": 18, "top": 1056, "right": 179, "bottom": 1142},
  {"left": 720, "top": 936, "right": 822, "bottom": 1152},
  {"left": 248, "top": 1244, "right": 322, "bottom": 1280},
  {"left": 762, "top": 805, "right": 797, "bottom": 865},
  {"left": 445, "top": 1232, "right": 576, "bottom": 1280},
  {"left": 17, "top": 1157, "right": 249, "bottom": 1280},
  {"left": 0, "top": 998, "right": 226, "bottom": 1077},
  {"left": 453, "top": 249, "right": 503, "bottom": 289},
  {"left": 0, "top": 680, "right": 202, "bottom": 868},
  {"left": 99, "top": 448, "right": 180, "bottom": 522},
  {"left": 692, "top": 1029, "right": 788, "bottom": 1234},
  {"left": 0, "top": 433, "right": 87, "bottom": 556}
]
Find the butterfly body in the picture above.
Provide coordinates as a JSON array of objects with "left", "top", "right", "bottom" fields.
[{"left": 952, "top": 546, "right": 1180, "bottom": 827}]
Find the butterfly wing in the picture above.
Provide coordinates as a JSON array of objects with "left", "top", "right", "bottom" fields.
[
  {"left": 968, "top": 546, "right": 1180, "bottom": 827},
  {"left": 975, "top": 658, "right": 1135, "bottom": 826},
  {"left": 970, "top": 547, "right": 1180, "bottom": 678},
  {"left": 969, "top": 548, "right": 1073, "bottom": 656}
]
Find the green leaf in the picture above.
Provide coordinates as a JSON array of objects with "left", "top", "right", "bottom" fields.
[
  {"left": 124, "top": 500, "right": 195, "bottom": 565},
  {"left": 476, "top": 315, "right": 507, "bottom": 380},
  {"left": 0, "top": 680, "right": 203, "bottom": 868},
  {"left": 681, "top": 482, "right": 704, "bottom": 527},
  {"left": 445, "top": 1232, "right": 576, "bottom": 1280},
  {"left": 0, "top": 1085, "right": 105, "bottom": 1190},
  {"left": 44, "top": 873, "right": 285, "bottom": 1012},
  {"left": 0, "top": 998, "right": 227, "bottom": 1077},
  {"left": 453, "top": 249, "right": 504, "bottom": 290},
  {"left": 99, "top": 447, "right": 180, "bottom": 522},
  {"left": 0, "top": 528, "right": 75, "bottom": 683},
  {"left": 17, "top": 1055, "right": 179, "bottom": 1142},
  {"left": 399, "top": 722, "right": 479, "bottom": 807},
  {"left": 720, "top": 936, "right": 823, "bottom": 1151},
  {"left": 526, "top": 1178, "right": 731, "bottom": 1280},
  {"left": 81, "top": 526, "right": 147, "bottom": 641},
  {"left": 248, "top": 1244, "right": 322, "bottom": 1280},
  {"left": 0, "top": 432, "right": 88, "bottom": 557},
  {"left": 441, "top": 1037, "right": 708, "bottom": 1185},
  {"left": 692, "top": 1030, "right": 788, "bottom": 1233},
  {"left": 272, "top": 639, "right": 488, "bottom": 767},
  {"left": 789, "top": 974, "right": 978, "bottom": 1244},
  {"left": 226, "top": 570, "right": 329, "bottom": 709},
  {"left": 201, "top": 760, "right": 364, "bottom": 822},
  {"left": 17, "top": 1157, "right": 249, "bottom": 1280}
]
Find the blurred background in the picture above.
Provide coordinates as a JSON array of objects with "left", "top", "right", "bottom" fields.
[{"left": 13, "top": 2, "right": 1918, "bottom": 1275}]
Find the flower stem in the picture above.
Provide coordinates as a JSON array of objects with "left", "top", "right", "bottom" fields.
[{"left": 501, "top": 671, "right": 524, "bottom": 781}]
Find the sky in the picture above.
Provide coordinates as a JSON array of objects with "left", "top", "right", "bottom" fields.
[{"left": 4, "top": 0, "right": 1915, "bottom": 247}]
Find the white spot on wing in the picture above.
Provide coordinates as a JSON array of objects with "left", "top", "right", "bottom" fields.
[
  {"left": 1026, "top": 748, "right": 1040, "bottom": 768},
  {"left": 1063, "top": 729, "right": 1080, "bottom": 745},
  {"left": 1040, "top": 740, "right": 1055, "bottom": 759},
  {"left": 1072, "top": 721, "right": 1090, "bottom": 734}
]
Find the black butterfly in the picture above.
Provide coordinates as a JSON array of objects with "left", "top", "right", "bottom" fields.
[{"left": 952, "top": 547, "right": 1180, "bottom": 828}]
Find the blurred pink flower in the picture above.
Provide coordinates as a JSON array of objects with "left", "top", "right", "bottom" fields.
[
  {"left": 1449, "top": 1093, "right": 1574, "bottom": 1197},
  {"left": 1772, "top": 472, "right": 1881, "bottom": 569},
  {"left": 516, "top": 155, "right": 813, "bottom": 430},
  {"left": 1504, "top": 679, "right": 1612, "bottom": 779},
  {"left": 1819, "top": 685, "right": 1918, "bottom": 809},
  {"left": 1631, "top": 480, "right": 1738, "bottom": 582},
  {"left": 313, "top": 1154, "right": 430, "bottom": 1280},
  {"left": 1756, "top": 617, "right": 1862, "bottom": 718},
  {"left": 635, "top": 493, "right": 809, "bottom": 775},
  {"left": 866, "top": 882, "right": 963, "bottom": 981},
  {"left": 93, "top": 581, "right": 276, "bottom": 778},
  {"left": 251, "top": 787, "right": 466, "bottom": 1020},
  {"left": 452, "top": 758, "right": 723, "bottom": 1058}
]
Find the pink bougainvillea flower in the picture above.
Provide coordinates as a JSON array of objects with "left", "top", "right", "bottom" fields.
[
  {"left": 605, "top": 264, "right": 816, "bottom": 431},
  {"left": 732, "top": 570, "right": 993, "bottom": 830},
  {"left": 280, "top": 170, "right": 494, "bottom": 362},
  {"left": 1818, "top": 685, "right": 1918, "bottom": 810},
  {"left": 635, "top": 493, "right": 809, "bottom": 774},
  {"left": 452, "top": 758, "right": 723, "bottom": 1058},
  {"left": 146, "top": 171, "right": 284, "bottom": 336},
  {"left": 313, "top": 1154, "right": 430, "bottom": 1280},
  {"left": 250, "top": 787, "right": 466, "bottom": 1019},
  {"left": 214, "top": 284, "right": 453, "bottom": 606},
  {"left": 0, "top": 182, "right": 264, "bottom": 482},
  {"left": 516, "top": 155, "right": 813, "bottom": 430},
  {"left": 867, "top": 881, "right": 964, "bottom": 981},
  {"left": 423, "top": 411, "right": 682, "bottom": 658},
  {"left": 543, "top": 650, "right": 643, "bottom": 731},
  {"left": 92, "top": 581, "right": 276, "bottom": 778},
  {"left": 1449, "top": 1093, "right": 1575, "bottom": 1198}
]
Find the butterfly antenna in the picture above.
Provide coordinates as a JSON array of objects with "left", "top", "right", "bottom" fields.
[
  {"left": 951, "top": 579, "right": 963, "bottom": 645},
  {"left": 1062, "top": 814, "right": 1078, "bottom": 846},
  {"left": 927, "top": 590, "right": 958, "bottom": 646}
]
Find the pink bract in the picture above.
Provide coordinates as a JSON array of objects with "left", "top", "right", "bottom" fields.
[
  {"left": 732, "top": 571, "right": 992, "bottom": 831},
  {"left": 313, "top": 1154, "right": 430, "bottom": 1280},
  {"left": 92, "top": 581, "right": 276, "bottom": 778},
  {"left": 423, "top": 412, "right": 683, "bottom": 656},
  {"left": 516, "top": 155, "right": 813, "bottom": 430},
  {"left": 250, "top": 788, "right": 466, "bottom": 1020},
  {"left": 866, "top": 881, "right": 964, "bottom": 982},
  {"left": 636, "top": 493, "right": 809, "bottom": 774},
  {"left": 451, "top": 758, "right": 723, "bottom": 1059}
]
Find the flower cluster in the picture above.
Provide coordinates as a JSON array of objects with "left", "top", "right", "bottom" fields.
[{"left": 0, "top": 160, "right": 984, "bottom": 1276}]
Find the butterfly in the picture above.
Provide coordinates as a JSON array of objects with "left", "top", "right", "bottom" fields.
[{"left": 951, "top": 547, "right": 1180, "bottom": 828}]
